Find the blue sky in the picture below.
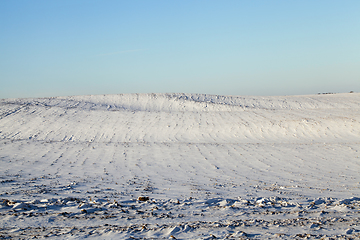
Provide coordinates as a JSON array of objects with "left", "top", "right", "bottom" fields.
[{"left": 1, "top": 0, "right": 359, "bottom": 99}]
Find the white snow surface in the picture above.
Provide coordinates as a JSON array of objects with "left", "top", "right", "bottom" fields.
[{"left": 0, "top": 92, "right": 360, "bottom": 239}]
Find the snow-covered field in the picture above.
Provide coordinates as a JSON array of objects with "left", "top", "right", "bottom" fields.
[{"left": 1, "top": 93, "right": 360, "bottom": 239}]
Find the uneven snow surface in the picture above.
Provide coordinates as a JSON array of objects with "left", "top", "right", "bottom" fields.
[{"left": 1, "top": 93, "right": 360, "bottom": 239}]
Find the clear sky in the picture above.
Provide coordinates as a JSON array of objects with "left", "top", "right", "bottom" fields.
[{"left": 1, "top": 0, "right": 359, "bottom": 99}]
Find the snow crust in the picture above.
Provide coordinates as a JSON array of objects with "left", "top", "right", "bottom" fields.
[{"left": 1, "top": 93, "right": 360, "bottom": 239}]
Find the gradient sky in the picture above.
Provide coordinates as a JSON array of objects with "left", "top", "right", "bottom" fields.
[{"left": 1, "top": 0, "right": 359, "bottom": 99}]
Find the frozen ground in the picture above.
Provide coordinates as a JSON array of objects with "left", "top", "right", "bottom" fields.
[{"left": 0, "top": 92, "right": 360, "bottom": 239}]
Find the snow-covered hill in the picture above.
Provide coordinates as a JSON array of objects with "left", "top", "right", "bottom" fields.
[
  {"left": 1, "top": 93, "right": 360, "bottom": 239},
  {"left": 1, "top": 93, "right": 359, "bottom": 144}
]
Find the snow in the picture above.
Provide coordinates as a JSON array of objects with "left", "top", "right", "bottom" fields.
[{"left": 0, "top": 92, "right": 360, "bottom": 239}]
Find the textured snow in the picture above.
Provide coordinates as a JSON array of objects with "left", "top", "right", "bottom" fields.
[{"left": 0, "top": 93, "right": 360, "bottom": 239}]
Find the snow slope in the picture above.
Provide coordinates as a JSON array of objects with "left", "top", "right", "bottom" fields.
[{"left": 0, "top": 93, "right": 360, "bottom": 239}]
